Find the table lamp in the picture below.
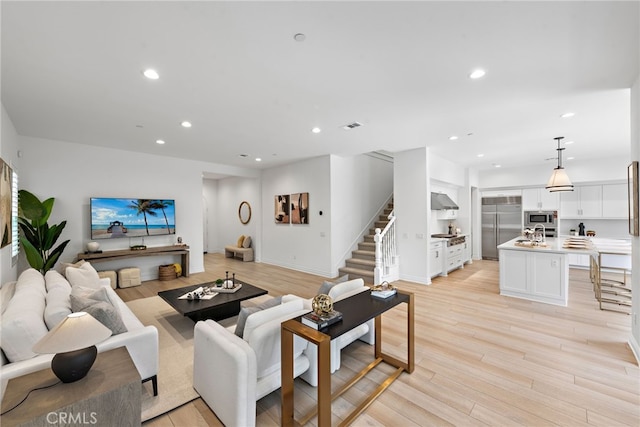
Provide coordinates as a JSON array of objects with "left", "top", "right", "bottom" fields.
[{"left": 32, "top": 312, "right": 112, "bottom": 383}]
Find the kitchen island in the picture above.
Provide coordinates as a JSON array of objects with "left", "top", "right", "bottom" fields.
[{"left": 497, "top": 237, "right": 596, "bottom": 306}]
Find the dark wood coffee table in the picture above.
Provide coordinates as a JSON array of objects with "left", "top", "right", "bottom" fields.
[{"left": 158, "top": 279, "right": 268, "bottom": 321}]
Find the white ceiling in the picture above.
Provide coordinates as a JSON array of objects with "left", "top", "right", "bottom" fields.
[{"left": 2, "top": 1, "right": 638, "bottom": 173}]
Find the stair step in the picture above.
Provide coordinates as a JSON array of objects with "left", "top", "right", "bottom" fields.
[
  {"left": 358, "top": 242, "right": 375, "bottom": 251},
  {"left": 363, "top": 235, "right": 375, "bottom": 243},
  {"left": 374, "top": 220, "right": 389, "bottom": 229},
  {"left": 338, "top": 267, "right": 374, "bottom": 284},
  {"left": 352, "top": 249, "right": 375, "bottom": 260},
  {"left": 346, "top": 258, "right": 375, "bottom": 269}
]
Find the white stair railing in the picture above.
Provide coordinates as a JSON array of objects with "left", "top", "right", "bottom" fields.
[{"left": 374, "top": 210, "right": 399, "bottom": 285}]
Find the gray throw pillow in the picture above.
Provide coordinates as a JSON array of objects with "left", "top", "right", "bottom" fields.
[
  {"left": 70, "top": 293, "right": 127, "bottom": 335},
  {"left": 234, "top": 296, "right": 282, "bottom": 338},
  {"left": 317, "top": 274, "right": 349, "bottom": 295}
]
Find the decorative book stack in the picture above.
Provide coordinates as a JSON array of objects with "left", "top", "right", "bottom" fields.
[
  {"left": 371, "top": 288, "right": 397, "bottom": 299},
  {"left": 301, "top": 310, "right": 343, "bottom": 330}
]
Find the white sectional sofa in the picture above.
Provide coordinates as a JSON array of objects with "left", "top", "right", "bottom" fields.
[{"left": 0, "top": 265, "right": 159, "bottom": 400}]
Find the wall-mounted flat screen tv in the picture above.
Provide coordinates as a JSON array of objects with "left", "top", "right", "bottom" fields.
[{"left": 91, "top": 198, "right": 175, "bottom": 240}]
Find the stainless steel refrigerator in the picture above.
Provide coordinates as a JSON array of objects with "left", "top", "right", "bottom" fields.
[{"left": 481, "top": 196, "right": 522, "bottom": 260}]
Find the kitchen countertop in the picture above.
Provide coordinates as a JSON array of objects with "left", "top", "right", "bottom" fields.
[{"left": 498, "top": 236, "right": 630, "bottom": 256}]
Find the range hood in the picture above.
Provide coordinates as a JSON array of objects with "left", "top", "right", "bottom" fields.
[{"left": 431, "top": 192, "right": 459, "bottom": 210}]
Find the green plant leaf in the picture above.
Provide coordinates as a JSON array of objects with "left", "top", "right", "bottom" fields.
[
  {"left": 40, "top": 198, "right": 55, "bottom": 226},
  {"left": 43, "top": 240, "right": 70, "bottom": 272},
  {"left": 18, "top": 190, "right": 46, "bottom": 222},
  {"left": 20, "top": 237, "right": 44, "bottom": 271}
]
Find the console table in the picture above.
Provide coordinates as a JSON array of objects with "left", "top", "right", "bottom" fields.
[
  {"left": 76, "top": 245, "right": 190, "bottom": 277},
  {"left": 281, "top": 289, "right": 414, "bottom": 426},
  {"left": 0, "top": 347, "right": 141, "bottom": 427}
]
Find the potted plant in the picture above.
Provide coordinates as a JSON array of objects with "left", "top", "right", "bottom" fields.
[{"left": 18, "top": 190, "right": 70, "bottom": 273}]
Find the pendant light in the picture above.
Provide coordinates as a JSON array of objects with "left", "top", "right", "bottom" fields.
[{"left": 546, "top": 136, "right": 574, "bottom": 192}]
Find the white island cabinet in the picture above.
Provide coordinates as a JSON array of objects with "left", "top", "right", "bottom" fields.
[{"left": 497, "top": 237, "right": 596, "bottom": 307}]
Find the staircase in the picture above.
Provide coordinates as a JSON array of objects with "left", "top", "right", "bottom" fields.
[{"left": 338, "top": 201, "right": 394, "bottom": 284}]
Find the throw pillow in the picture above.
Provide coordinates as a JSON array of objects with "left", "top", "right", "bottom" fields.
[
  {"left": 66, "top": 262, "right": 101, "bottom": 289},
  {"left": 242, "top": 235, "right": 252, "bottom": 248},
  {"left": 44, "top": 270, "right": 73, "bottom": 329},
  {"left": 237, "top": 235, "right": 245, "bottom": 248},
  {"left": 234, "top": 296, "right": 282, "bottom": 338},
  {"left": 58, "top": 259, "right": 85, "bottom": 276},
  {"left": 317, "top": 274, "right": 349, "bottom": 295},
  {"left": 70, "top": 293, "right": 127, "bottom": 335}
]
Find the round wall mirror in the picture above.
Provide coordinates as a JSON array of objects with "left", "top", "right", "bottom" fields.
[{"left": 239, "top": 201, "right": 251, "bottom": 224}]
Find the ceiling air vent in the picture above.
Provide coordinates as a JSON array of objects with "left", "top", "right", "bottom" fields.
[{"left": 342, "top": 121, "right": 363, "bottom": 130}]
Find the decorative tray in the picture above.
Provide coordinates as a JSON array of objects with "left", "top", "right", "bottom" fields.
[{"left": 206, "top": 283, "right": 242, "bottom": 293}]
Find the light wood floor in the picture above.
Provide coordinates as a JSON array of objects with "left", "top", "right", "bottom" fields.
[{"left": 117, "top": 253, "right": 639, "bottom": 426}]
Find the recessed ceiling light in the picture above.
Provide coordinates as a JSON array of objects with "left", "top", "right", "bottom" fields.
[
  {"left": 477, "top": 154, "right": 484, "bottom": 158},
  {"left": 469, "top": 69, "right": 486, "bottom": 79},
  {"left": 494, "top": 164, "right": 501, "bottom": 168},
  {"left": 255, "top": 158, "right": 262, "bottom": 162},
  {"left": 156, "top": 139, "right": 165, "bottom": 145},
  {"left": 565, "top": 140, "right": 575, "bottom": 144},
  {"left": 181, "top": 121, "right": 192, "bottom": 128},
  {"left": 560, "top": 112, "right": 575, "bottom": 118},
  {"left": 143, "top": 69, "right": 159, "bottom": 80},
  {"left": 449, "top": 136, "right": 459, "bottom": 141},
  {"left": 567, "top": 156, "right": 575, "bottom": 160},
  {"left": 312, "top": 127, "right": 321, "bottom": 134},
  {"left": 294, "top": 33, "right": 306, "bottom": 42}
]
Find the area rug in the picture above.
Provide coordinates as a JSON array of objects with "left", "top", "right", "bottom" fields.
[{"left": 126, "top": 294, "right": 271, "bottom": 421}]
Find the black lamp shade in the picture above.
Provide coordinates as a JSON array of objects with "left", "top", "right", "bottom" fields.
[{"left": 51, "top": 345, "right": 98, "bottom": 383}]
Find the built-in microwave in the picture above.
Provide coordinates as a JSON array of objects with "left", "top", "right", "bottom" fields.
[{"left": 524, "top": 210, "right": 557, "bottom": 227}]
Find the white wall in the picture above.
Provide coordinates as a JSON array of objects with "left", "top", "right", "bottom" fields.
[
  {"left": 261, "top": 156, "right": 332, "bottom": 276},
  {"left": 630, "top": 75, "right": 640, "bottom": 360},
  {"left": 0, "top": 105, "right": 20, "bottom": 284},
  {"left": 330, "top": 154, "right": 393, "bottom": 275},
  {"left": 213, "top": 176, "right": 260, "bottom": 257},
  {"left": 202, "top": 179, "right": 219, "bottom": 254},
  {"left": 16, "top": 135, "right": 256, "bottom": 280},
  {"left": 394, "top": 148, "right": 429, "bottom": 284}
]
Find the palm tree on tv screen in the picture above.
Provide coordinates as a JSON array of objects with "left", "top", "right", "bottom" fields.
[
  {"left": 151, "top": 199, "right": 174, "bottom": 233},
  {"left": 128, "top": 199, "right": 157, "bottom": 236}
]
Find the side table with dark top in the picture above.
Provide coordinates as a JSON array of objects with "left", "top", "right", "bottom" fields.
[
  {"left": 281, "top": 289, "right": 415, "bottom": 427},
  {"left": 158, "top": 279, "right": 268, "bottom": 321},
  {"left": 0, "top": 347, "right": 141, "bottom": 427}
]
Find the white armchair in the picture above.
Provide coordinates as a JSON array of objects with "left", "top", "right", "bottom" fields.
[
  {"left": 193, "top": 295, "right": 310, "bottom": 427},
  {"left": 300, "top": 278, "right": 375, "bottom": 387}
]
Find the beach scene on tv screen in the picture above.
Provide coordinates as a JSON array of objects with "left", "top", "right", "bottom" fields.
[{"left": 91, "top": 198, "right": 175, "bottom": 239}]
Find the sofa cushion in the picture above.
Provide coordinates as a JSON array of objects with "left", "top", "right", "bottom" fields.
[
  {"left": 65, "top": 262, "right": 101, "bottom": 289},
  {"left": 234, "top": 296, "right": 282, "bottom": 338},
  {"left": 242, "top": 235, "right": 252, "bottom": 248},
  {"left": 328, "top": 278, "right": 367, "bottom": 301},
  {"left": 243, "top": 298, "right": 307, "bottom": 378},
  {"left": 0, "top": 281, "right": 17, "bottom": 315},
  {"left": 317, "top": 274, "right": 349, "bottom": 295},
  {"left": 70, "top": 289, "right": 127, "bottom": 335},
  {"left": 0, "top": 269, "right": 48, "bottom": 362},
  {"left": 44, "top": 270, "right": 72, "bottom": 329},
  {"left": 237, "top": 235, "right": 245, "bottom": 248}
]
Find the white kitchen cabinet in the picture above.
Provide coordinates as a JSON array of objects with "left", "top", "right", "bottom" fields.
[
  {"left": 601, "top": 183, "right": 627, "bottom": 218},
  {"left": 462, "top": 240, "right": 471, "bottom": 264},
  {"left": 499, "top": 248, "right": 568, "bottom": 306},
  {"left": 560, "top": 185, "right": 602, "bottom": 218},
  {"left": 435, "top": 209, "right": 458, "bottom": 220},
  {"left": 522, "top": 188, "right": 559, "bottom": 211},
  {"left": 444, "top": 244, "right": 464, "bottom": 273},
  {"left": 429, "top": 241, "right": 443, "bottom": 277}
]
